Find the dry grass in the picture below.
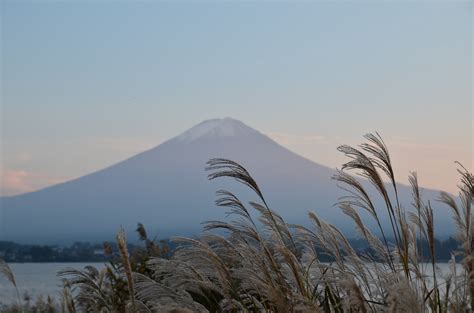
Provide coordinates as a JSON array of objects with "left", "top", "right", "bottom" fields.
[
  {"left": 2, "top": 133, "right": 472, "bottom": 312},
  {"left": 126, "top": 133, "right": 472, "bottom": 312},
  {"left": 0, "top": 257, "right": 22, "bottom": 308}
]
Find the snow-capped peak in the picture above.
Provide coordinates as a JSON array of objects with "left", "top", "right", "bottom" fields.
[{"left": 174, "top": 117, "right": 260, "bottom": 142}]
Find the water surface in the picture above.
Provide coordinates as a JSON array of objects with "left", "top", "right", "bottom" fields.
[
  {"left": 0, "top": 262, "right": 103, "bottom": 305},
  {"left": 0, "top": 262, "right": 461, "bottom": 305}
]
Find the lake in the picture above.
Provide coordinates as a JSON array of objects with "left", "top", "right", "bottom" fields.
[
  {"left": 0, "top": 262, "right": 104, "bottom": 305},
  {"left": 0, "top": 262, "right": 461, "bottom": 305}
]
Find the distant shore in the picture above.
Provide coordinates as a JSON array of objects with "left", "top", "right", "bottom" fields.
[{"left": 0, "top": 237, "right": 461, "bottom": 263}]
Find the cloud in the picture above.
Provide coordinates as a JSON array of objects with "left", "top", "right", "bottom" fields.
[
  {"left": 1, "top": 168, "right": 29, "bottom": 195},
  {"left": 88, "top": 136, "right": 157, "bottom": 153},
  {"left": 13, "top": 153, "right": 33, "bottom": 163},
  {"left": 388, "top": 136, "right": 455, "bottom": 151},
  {"left": 265, "top": 132, "right": 329, "bottom": 145},
  {"left": 0, "top": 137, "right": 159, "bottom": 197},
  {"left": 2, "top": 153, "right": 33, "bottom": 166},
  {"left": 264, "top": 132, "right": 471, "bottom": 193},
  {"left": 0, "top": 167, "right": 68, "bottom": 196}
]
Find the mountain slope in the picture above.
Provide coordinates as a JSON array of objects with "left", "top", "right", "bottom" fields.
[{"left": 0, "top": 118, "right": 453, "bottom": 243}]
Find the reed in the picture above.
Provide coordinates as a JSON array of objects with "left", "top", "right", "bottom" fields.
[
  {"left": 0, "top": 257, "right": 22, "bottom": 309},
  {"left": 4, "top": 132, "right": 471, "bottom": 312},
  {"left": 127, "top": 133, "right": 472, "bottom": 312}
]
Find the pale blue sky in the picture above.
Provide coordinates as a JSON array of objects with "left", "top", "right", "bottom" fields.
[{"left": 1, "top": 1, "right": 472, "bottom": 195}]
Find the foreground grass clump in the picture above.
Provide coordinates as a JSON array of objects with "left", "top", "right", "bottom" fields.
[{"left": 1, "top": 133, "right": 472, "bottom": 312}]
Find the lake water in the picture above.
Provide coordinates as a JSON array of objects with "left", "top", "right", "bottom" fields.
[
  {"left": 0, "top": 262, "right": 104, "bottom": 305},
  {"left": 0, "top": 262, "right": 461, "bottom": 305}
]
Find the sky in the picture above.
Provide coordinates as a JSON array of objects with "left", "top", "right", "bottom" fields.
[{"left": 1, "top": 1, "right": 472, "bottom": 196}]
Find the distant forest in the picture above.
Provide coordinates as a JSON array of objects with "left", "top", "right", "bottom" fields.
[{"left": 0, "top": 236, "right": 461, "bottom": 263}]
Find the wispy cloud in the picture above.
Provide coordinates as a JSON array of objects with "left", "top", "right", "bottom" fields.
[
  {"left": 89, "top": 137, "right": 157, "bottom": 153},
  {"left": 265, "top": 132, "right": 331, "bottom": 145},
  {"left": 1, "top": 133, "right": 469, "bottom": 196},
  {"left": 12, "top": 153, "right": 33, "bottom": 163},
  {"left": 388, "top": 136, "right": 457, "bottom": 151},
  {"left": 0, "top": 167, "right": 68, "bottom": 196},
  {"left": 0, "top": 137, "right": 159, "bottom": 197},
  {"left": 265, "top": 132, "right": 471, "bottom": 193}
]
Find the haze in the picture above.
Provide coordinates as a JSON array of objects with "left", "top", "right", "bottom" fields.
[{"left": 0, "top": 118, "right": 456, "bottom": 243}]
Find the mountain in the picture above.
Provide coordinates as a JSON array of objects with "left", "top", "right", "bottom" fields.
[{"left": 0, "top": 118, "right": 454, "bottom": 243}]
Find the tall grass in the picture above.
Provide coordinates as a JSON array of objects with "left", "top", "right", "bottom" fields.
[
  {"left": 0, "top": 257, "right": 22, "bottom": 308},
  {"left": 126, "top": 133, "right": 472, "bottom": 312},
  {"left": 2, "top": 133, "right": 472, "bottom": 312}
]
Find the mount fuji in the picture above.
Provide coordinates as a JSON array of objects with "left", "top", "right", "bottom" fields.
[{"left": 0, "top": 118, "right": 453, "bottom": 243}]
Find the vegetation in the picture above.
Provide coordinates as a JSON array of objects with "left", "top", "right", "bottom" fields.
[
  {"left": 0, "top": 237, "right": 462, "bottom": 264},
  {"left": 0, "top": 241, "right": 109, "bottom": 263},
  {"left": 1, "top": 133, "right": 472, "bottom": 312},
  {"left": 0, "top": 239, "right": 174, "bottom": 263}
]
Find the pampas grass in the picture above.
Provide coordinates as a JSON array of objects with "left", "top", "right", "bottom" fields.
[
  {"left": 12, "top": 132, "right": 468, "bottom": 312},
  {"left": 0, "top": 257, "right": 22, "bottom": 308},
  {"left": 117, "top": 226, "right": 137, "bottom": 312}
]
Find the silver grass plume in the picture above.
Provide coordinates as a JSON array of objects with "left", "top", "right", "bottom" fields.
[
  {"left": 0, "top": 257, "right": 22, "bottom": 308},
  {"left": 386, "top": 278, "right": 421, "bottom": 313},
  {"left": 117, "top": 227, "right": 137, "bottom": 312},
  {"left": 439, "top": 163, "right": 473, "bottom": 309}
]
